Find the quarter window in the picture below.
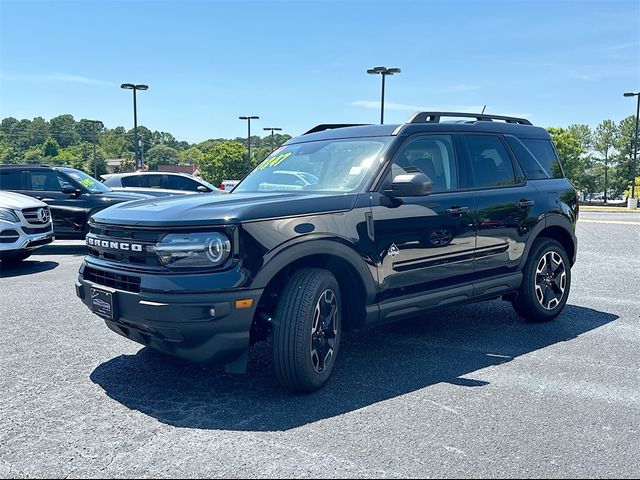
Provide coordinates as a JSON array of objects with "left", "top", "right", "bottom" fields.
[
  {"left": 391, "top": 135, "right": 458, "bottom": 192},
  {"left": 463, "top": 135, "right": 516, "bottom": 188}
]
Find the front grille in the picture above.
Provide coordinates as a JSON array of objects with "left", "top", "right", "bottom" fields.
[
  {"left": 0, "top": 230, "right": 20, "bottom": 243},
  {"left": 22, "top": 207, "right": 50, "bottom": 225},
  {"left": 21, "top": 225, "right": 52, "bottom": 235},
  {"left": 87, "top": 225, "right": 162, "bottom": 268},
  {"left": 83, "top": 266, "right": 141, "bottom": 293}
]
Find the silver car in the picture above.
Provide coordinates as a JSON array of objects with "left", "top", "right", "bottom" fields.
[
  {"left": 101, "top": 172, "right": 223, "bottom": 197},
  {"left": 0, "top": 191, "right": 54, "bottom": 263}
]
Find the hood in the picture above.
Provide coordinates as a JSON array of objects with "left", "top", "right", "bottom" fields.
[
  {"left": 0, "top": 191, "right": 47, "bottom": 209},
  {"left": 91, "top": 191, "right": 359, "bottom": 227}
]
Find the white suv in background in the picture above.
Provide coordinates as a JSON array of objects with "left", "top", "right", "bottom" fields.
[{"left": 0, "top": 191, "right": 54, "bottom": 263}]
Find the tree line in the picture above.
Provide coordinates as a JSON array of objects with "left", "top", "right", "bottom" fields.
[
  {"left": 0, "top": 113, "right": 637, "bottom": 198},
  {"left": 548, "top": 116, "right": 638, "bottom": 201},
  {"left": 0, "top": 114, "right": 291, "bottom": 186}
]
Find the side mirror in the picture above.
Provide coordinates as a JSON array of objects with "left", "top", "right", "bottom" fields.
[
  {"left": 196, "top": 185, "right": 208, "bottom": 193},
  {"left": 61, "top": 184, "right": 78, "bottom": 195},
  {"left": 389, "top": 173, "right": 432, "bottom": 197}
]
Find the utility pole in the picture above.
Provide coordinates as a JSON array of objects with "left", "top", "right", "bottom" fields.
[
  {"left": 367, "top": 66, "right": 401, "bottom": 124},
  {"left": 121, "top": 83, "right": 149, "bottom": 170},
  {"left": 239, "top": 116, "right": 259, "bottom": 163},
  {"left": 263, "top": 127, "right": 283, "bottom": 152}
]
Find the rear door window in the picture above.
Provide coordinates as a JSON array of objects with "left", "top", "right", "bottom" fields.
[
  {"left": 461, "top": 134, "right": 517, "bottom": 188},
  {"left": 0, "top": 170, "right": 23, "bottom": 189}
]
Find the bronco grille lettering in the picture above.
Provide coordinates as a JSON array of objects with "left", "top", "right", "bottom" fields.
[{"left": 87, "top": 236, "right": 144, "bottom": 252}]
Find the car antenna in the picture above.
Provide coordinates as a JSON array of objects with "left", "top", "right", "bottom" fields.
[{"left": 481, "top": 105, "right": 487, "bottom": 114}]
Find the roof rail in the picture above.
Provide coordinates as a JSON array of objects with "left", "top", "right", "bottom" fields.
[
  {"left": 303, "top": 124, "right": 368, "bottom": 135},
  {"left": 0, "top": 163, "right": 52, "bottom": 168},
  {"left": 406, "top": 111, "right": 532, "bottom": 126}
]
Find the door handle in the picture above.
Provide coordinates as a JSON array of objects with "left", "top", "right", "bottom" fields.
[
  {"left": 446, "top": 206, "right": 470, "bottom": 216},
  {"left": 517, "top": 199, "right": 535, "bottom": 208}
]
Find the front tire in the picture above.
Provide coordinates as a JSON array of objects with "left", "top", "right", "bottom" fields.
[
  {"left": 272, "top": 268, "right": 342, "bottom": 393},
  {"left": 512, "top": 238, "right": 571, "bottom": 323}
]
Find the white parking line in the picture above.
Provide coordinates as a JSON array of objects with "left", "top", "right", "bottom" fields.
[{"left": 579, "top": 219, "right": 640, "bottom": 225}]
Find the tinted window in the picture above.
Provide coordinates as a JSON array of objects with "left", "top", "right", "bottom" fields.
[
  {"left": 463, "top": 135, "right": 516, "bottom": 188},
  {"left": 505, "top": 135, "right": 549, "bottom": 180},
  {"left": 122, "top": 175, "right": 163, "bottom": 188},
  {"left": 167, "top": 175, "right": 203, "bottom": 191},
  {"left": 392, "top": 135, "right": 458, "bottom": 192},
  {"left": 0, "top": 171, "right": 23, "bottom": 189},
  {"left": 521, "top": 138, "right": 564, "bottom": 178},
  {"left": 121, "top": 175, "right": 143, "bottom": 187},
  {"left": 29, "top": 171, "right": 64, "bottom": 191}
]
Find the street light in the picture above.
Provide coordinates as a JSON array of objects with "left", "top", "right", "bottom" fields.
[
  {"left": 367, "top": 66, "right": 401, "bottom": 124},
  {"left": 624, "top": 92, "right": 639, "bottom": 201},
  {"left": 85, "top": 120, "right": 103, "bottom": 179},
  {"left": 239, "top": 116, "right": 259, "bottom": 162},
  {"left": 121, "top": 83, "right": 148, "bottom": 170},
  {"left": 263, "top": 127, "right": 282, "bottom": 152}
]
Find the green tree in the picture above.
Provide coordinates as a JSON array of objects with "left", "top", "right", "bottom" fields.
[
  {"left": 50, "top": 114, "right": 80, "bottom": 147},
  {"left": 613, "top": 115, "right": 638, "bottom": 198},
  {"left": 76, "top": 119, "right": 103, "bottom": 143},
  {"left": 199, "top": 141, "right": 249, "bottom": 186},
  {"left": 593, "top": 119, "right": 618, "bottom": 202},
  {"left": 99, "top": 130, "right": 129, "bottom": 159},
  {"left": 0, "top": 133, "right": 15, "bottom": 164},
  {"left": 547, "top": 127, "right": 585, "bottom": 188},
  {"left": 27, "top": 117, "right": 50, "bottom": 146},
  {"left": 145, "top": 145, "right": 179, "bottom": 169},
  {"left": 567, "top": 124, "right": 592, "bottom": 152},
  {"left": 42, "top": 136, "right": 60, "bottom": 157},
  {"left": 179, "top": 146, "right": 204, "bottom": 165}
]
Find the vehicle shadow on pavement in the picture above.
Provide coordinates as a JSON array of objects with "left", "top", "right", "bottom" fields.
[
  {"left": 0, "top": 260, "right": 59, "bottom": 278},
  {"left": 37, "top": 243, "right": 87, "bottom": 256},
  {"left": 90, "top": 301, "right": 618, "bottom": 432}
]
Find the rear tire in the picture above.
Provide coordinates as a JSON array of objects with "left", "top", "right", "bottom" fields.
[
  {"left": 512, "top": 238, "right": 571, "bottom": 323},
  {"left": 272, "top": 268, "right": 342, "bottom": 393}
]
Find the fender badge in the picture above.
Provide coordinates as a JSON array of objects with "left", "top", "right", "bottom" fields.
[{"left": 388, "top": 244, "right": 400, "bottom": 258}]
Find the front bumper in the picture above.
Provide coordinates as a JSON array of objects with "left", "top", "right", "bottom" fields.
[
  {"left": 76, "top": 261, "right": 262, "bottom": 373},
  {"left": 0, "top": 223, "right": 54, "bottom": 253}
]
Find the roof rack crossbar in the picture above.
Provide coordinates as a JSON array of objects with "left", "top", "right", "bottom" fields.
[
  {"left": 406, "top": 111, "right": 532, "bottom": 126},
  {"left": 303, "top": 124, "right": 368, "bottom": 135}
]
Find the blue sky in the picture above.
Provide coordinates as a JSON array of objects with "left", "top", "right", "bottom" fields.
[{"left": 1, "top": 0, "right": 638, "bottom": 142}]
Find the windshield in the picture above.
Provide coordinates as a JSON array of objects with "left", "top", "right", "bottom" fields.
[
  {"left": 62, "top": 169, "right": 111, "bottom": 194},
  {"left": 234, "top": 137, "right": 392, "bottom": 193}
]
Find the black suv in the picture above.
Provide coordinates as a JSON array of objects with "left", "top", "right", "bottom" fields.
[
  {"left": 75, "top": 112, "right": 578, "bottom": 392},
  {"left": 0, "top": 165, "right": 149, "bottom": 238}
]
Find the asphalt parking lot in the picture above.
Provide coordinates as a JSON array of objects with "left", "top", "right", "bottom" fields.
[{"left": 1, "top": 211, "right": 639, "bottom": 478}]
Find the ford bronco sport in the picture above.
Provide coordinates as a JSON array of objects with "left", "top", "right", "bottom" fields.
[{"left": 76, "top": 112, "right": 578, "bottom": 392}]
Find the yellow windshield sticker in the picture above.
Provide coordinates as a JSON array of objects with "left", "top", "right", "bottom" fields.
[{"left": 256, "top": 151, "right": 292, "bottom": 171}]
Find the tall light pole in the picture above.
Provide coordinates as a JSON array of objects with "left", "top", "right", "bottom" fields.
[
  {"left": 86, "top": 120, "right": 103, "bottom": 178},
  {"left": 263, "top": 127, "right": 282, "bottom": 152},
  {"left": 121, "top": 83, "right": 148, "bottom": 170},
  {"left": 239, "top": 116, "right": 259, "bottom": 163},
  {"left": 624, "top": 92, "right": 639, "bottom": 200},
  {"left": 367, "top": 66, "right": 401, "bottom": 124}
]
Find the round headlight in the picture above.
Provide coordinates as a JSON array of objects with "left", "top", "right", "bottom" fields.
[
  {"left": 206, "top": 234, "right": 231, "bottom": 264},
  {"left": 154, "top": 232, "right": 232, "bottom": 268}
]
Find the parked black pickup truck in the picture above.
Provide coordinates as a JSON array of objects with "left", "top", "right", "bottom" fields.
[{"left": 76, "top": 112, "right": 578, "bottom": 392}]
